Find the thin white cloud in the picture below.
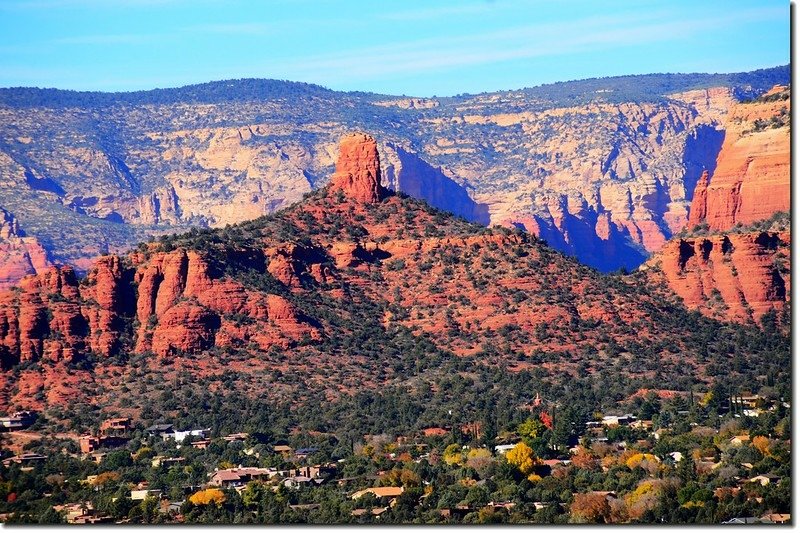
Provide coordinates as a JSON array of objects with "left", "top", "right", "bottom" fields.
[
  {"left": 49, "top": 22, "right": 272, "bottom": 47},
  {"left": 181, "top": 22, "right": 272, "bottom": 35},
  {"left": 261, "top": 6, "right": 785, "bottom": 86},
  {"left": 0, "top": 0, "right": 182, "bottom": 8},
  {"left": 54, "top": 33, "right": 159, "bottom": 45},
  {"left": 378, "top": 2, "right": 497, "bottom": 21}
]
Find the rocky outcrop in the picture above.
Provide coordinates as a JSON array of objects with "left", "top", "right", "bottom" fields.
[
  {"left": 329, "top": 133, "right": 385, "bottom": 203},
  {"left": 0, "top": 208, "right": 51, "bottom": 290},
  {"left": 687, "top": 87, "right": 790, "bottom": 231},
  {"left": 687, "top": 171, "right": 710, "bottom": 227},
  {"left": 0, "top": 245, "right": 319, "bottom": 364},
  {"left": 644, "top": 231, "right": 790, "bottom": 322}
]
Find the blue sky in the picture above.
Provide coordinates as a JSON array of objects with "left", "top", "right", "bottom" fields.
[{"left": 0, "top": 0, "right": 789, "bottom": 96}]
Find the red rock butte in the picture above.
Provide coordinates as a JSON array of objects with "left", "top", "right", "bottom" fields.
[
  {"left": 329, "top": 133, "right": 385, "bottom": 203},
  {"left": 687, "top": 88, "right": 790, "bottom": 231}
]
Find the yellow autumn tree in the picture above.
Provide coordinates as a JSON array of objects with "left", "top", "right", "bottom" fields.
[
  {"left": 625, "top": 479, "right": 676, "bottom": 520},
  {"left": 91, "top": 471, "right": 120, "bottom": 487},
  {"left": 624, "top": 453, "right": 659, "bottom": 470},
  {"left": 506, "top": 441, "right": 538, "bottom": 477},
  {"left": 381, "top": 468, "right": 421, "bottom": 487},
  {"left": 752, "top": 435, "right": 771, "bottom": 457},
  {"left": 443, "top": 443, "right": 464, "bottom": 465},
  {"left": 189, "top": 488, "right": 226, "bottom": 506}
]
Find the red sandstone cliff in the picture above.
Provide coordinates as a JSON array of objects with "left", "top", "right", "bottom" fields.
[
  {"left": 0, "top": 133, "right": 392, "bottom": 367},
  {"left": 0, "top": 208, "right": 51, "bottom": 290},
  {"left": 650, "top": 87, "right": 791, "bottom": 323},
  {"left": 644, "top": 231, "right": 789, "bottom": 323},
  {"left": 688, "top": 86, "right": 790, "bottom": 231}
]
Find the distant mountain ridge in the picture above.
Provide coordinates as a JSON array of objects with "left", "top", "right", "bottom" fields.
[
  {"left": 0, "top": 65, "right": 787, "bottom": 107},
  {"left": 0, "top": 65, "right": 789, "bottom": 283}
]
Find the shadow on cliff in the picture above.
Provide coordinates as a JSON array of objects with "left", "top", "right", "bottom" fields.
[
  {"left": 682, "top": 125, "right": 725, "bottom": 199},
  {"left": 514, "top": 212, "right": 649, "bottom": 273},
  {"left": 382, "top": 145, "right": 490, "bottom": 225}
]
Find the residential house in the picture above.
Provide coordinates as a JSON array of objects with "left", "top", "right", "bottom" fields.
[
  {"left": 668, "top": 451, "right": 684, "bottom": 463},
  {"left": 282, "top": 475, "right": 313, "bottom": 489},
  {"left": 739, "top": 395, "right": 764, "bottom": 409},
  {"left": 0, "top": 411, "right": 37, "bottom": 431},
  {"left": 56, "top": 502, "right": 113, "bottom": 524},
  {"left": 130, "top": 489, "right": 162, "bottom": 501},
  {"left": 163, "top": 428, "right": 210, "bottom": 443},
  {"left": 721, "top": 517, "right": 769, "bottom": 525},
  {"left": 208, "top": 467, "right": 276, "bottom": 488},
  {"left": 294, "top": 447, "right": 319, "bottom": 460},
  {"left": 160, "top": 500, "right": 184, "bottom": 515},
  {"left": 494, "top": 444, "right": 517, "bottom": 455},
  {"left": 151, "top": 456, "right": 186, "bottom": 468},
  {"left": 351, "top": 486, "right": 405, "bottom": 501},
  {"left": 351, "top": 507, "right": 388, "bottom": 518},
  {"left": 439, "top": 506, "right": 474, "bottom": 519},
  {"left": 420, "top": 427, "right": 449, "bottom": 438},
  {"left": 573, "top": 491, "right": 617, "bottom": 501},
  {"left": 748, "top": 474, "right": 780, "bottom": 486},
  {"left": 79, "top": 436, "right": 99, "bottom": 454},
  {"left": 486, "top": 501, "right": 516, "bottom": 512},
  {"left": 761, "top": 513, "right": 790, "bottom": 524},
  {"left": 652, "top": 428, "right": 669, "bottom": 441},
  {"left": 79, "top": 435, "right": 128, "bottom": 454},
  {"left": 88, "top": 452, "right": 107, "bottom": 464},
  {"left": 630, "top": 420, "right": 654, "bottom": 430},
  {"left": 289, "top": 504, "right": 321, "bottom": 512},
  {"left": 273, "top": 444, "right": 293, "bottom": 455},
  {"left": 223, "top": 433, "right": 249, "bottom": 443},
  {"left": 145, "top": 424, "right": 174, "bottom": 437},
  {"left": 100, "top": 417, "right": 131, "bottom": 437},
  {"left": 191, "top": 439, "right": 211, "bottom": 450},
  {"left": 2, "top": 452, "right": 46, "bottom": 467},
  {"left": 729, "top": 435, "right": 751, "bottom": 447},
  {"left": 293, "top": 463, "right": 337, "bottom": 479},
  {"left": 713, "top": 487, "right": 741, "bottom": 499},
  {"left": 601, "top": 414, "right": 637, "bottom": 427}
]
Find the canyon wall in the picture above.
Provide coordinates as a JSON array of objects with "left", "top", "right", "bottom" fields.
[
  {"left": 688, "top": 86, "right": 790, "bottom": 230},
  {"left": 645, "top": 86, "right": 790, "bottom": 323},
  {"left": 2, "top": 73, "right": 786, "bottom": 281}
]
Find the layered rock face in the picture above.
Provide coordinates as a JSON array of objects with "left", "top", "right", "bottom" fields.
[
  {"left": 1, "top": 70, "right": 788, "bottom": 283},
  {"left": 0, "top": 246, "right": 317, "bottom": 365},
  {"left": 0, "top": 134, "right": 402, "bottom": 365},
  {"left": 644, "top": 232, "right": 789, "bottom": 322},
  {"left": 0, "top": 131, "right": 790, "bottom": 411},
  {"left": 648, "top": 86, "right": 791, "bottom": 323},
  {"left": 0, "top": 208, "right": 50, "bottom": 290},
  {"left": 688, "top": 86, "right": 790, "bottom": 230}
]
